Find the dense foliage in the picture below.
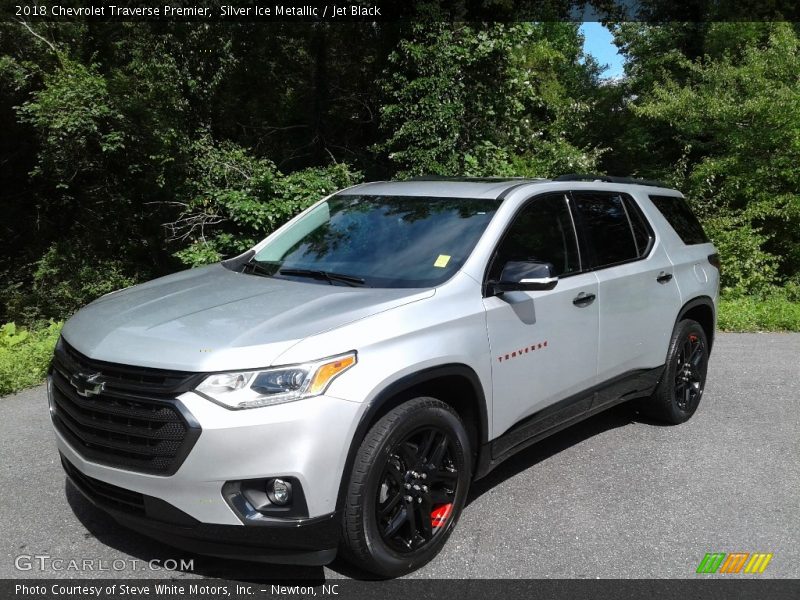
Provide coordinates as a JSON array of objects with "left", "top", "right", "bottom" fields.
[
  {"left": 378, "top": 21, "right": 601, "bottom": 177},
  {"left": 1, "top": 19, "right": 799, "bottom": 384},
  {"left": 170, "top": 136, "right": 361, "bottom": 267},
  {"left": 718, "top": 289, "right": 800, "bottom": 333},
  {"left": 606, "top": 22, "right": 800, "bottom": 296},
  {"left": 0, "top": 321, "right": 62, "bottom": 395}
]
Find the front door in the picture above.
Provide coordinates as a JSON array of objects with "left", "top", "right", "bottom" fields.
[{"left": 483, "top": 193, "right": 599, "bottom": 440}]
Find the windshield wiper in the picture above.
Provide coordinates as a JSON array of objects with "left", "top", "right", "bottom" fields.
[
  {"left": 278, "top": 268, "right": 366, "bottom": 287},
  {"left": 242, "top": 260, "right": 274, "bottom": 278}
]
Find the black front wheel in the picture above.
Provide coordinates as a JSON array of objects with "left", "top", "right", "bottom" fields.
[
  {"left": 341, "top": 397, "right": 471, "bottom": 577},
  {"left": 642, "top": 319, "right": 709, "bottom": 424}
]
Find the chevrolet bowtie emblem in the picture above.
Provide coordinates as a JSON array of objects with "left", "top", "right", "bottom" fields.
[{"left": 69, "top": 372, "right": 105, "bottom": 397}]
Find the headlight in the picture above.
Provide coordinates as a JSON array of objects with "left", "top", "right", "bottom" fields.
[{"left": 194, "top": 352, "right": 356, "bottom": 410}]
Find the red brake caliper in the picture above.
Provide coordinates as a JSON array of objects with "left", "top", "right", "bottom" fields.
[{"left": 430, "top": 503, "right": 453, "bottom": 528}]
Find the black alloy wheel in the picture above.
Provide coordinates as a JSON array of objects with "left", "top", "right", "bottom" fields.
[
  {"left": 641, "top": 318, "right": 709, "bottom": 424},
  {"left": 341, "top": 397, "right": 471, "bottom": 577},
  {"left": 674, "top": 331, "right": 706, "bottom": 411},
  {"left": 376, "top": 427, "right": 460, "bottom": 553}
]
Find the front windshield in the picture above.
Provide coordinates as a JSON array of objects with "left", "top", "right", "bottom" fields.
[{"left": 250, "top": 195, "right": 500, "bottom": 288}]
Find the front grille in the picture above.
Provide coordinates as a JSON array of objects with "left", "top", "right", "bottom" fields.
[
  {"left": 62, "top": 455, "right": 145, "bottom": 515},
  {"left": 56, "top": 339, "right": 199, "bottom": 396},
  {"left": 51, "top": 340, "right": 202, "bottom": 475}
]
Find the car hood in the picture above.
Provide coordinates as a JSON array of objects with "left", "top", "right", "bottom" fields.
[{"left": 62, "top": 264, "right": 434, "bottom": 371}]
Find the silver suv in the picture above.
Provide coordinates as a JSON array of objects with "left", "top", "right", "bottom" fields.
[{"left": 49, "top": 176, "right": 719, "bottom": 576}]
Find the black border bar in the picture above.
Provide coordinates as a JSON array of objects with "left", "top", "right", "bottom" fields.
[
  {"left": 5, "top": 579, "right": 800, "bottom": 600},
  {"left": 3, "top": 0, "right": 800, "bottom": 23}
]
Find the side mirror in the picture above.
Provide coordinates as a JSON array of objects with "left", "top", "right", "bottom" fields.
[{"left": 494, "top": 261, "right": 558, "bottom": 293}]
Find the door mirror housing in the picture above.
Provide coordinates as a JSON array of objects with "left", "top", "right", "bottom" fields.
[{"left": 494, "top": 261, "right": 558, "bottom": 293}]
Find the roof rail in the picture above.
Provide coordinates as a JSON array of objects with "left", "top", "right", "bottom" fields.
[
  {"left": 407, "top": 176, "right": 543, "bottom": 183},
  {"left": 553, "top": 173, "right": 669, "bottom": 188}
]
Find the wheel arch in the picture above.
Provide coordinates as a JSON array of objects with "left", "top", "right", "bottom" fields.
[
  {"left": 676, "top": 295, "right": 716, "bottom": 353},
  {"left": 334, "top": 364, "right": 489, "bottom": 513}
]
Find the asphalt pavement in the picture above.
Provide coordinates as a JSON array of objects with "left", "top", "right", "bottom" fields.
[{"left": 1, "top": 333, "right": 798, "bottom": 580}]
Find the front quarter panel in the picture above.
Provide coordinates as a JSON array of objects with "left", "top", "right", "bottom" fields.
[{"left": 273, "top": 272, "right": 493, "bottom": 432}]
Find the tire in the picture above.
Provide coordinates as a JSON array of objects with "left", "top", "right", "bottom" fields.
[
  {"left": 641, "top": 319, "right": 709, "bottom": 424},
  {"left": 340, "top": 397, "right": 471, "bottom": 577}
]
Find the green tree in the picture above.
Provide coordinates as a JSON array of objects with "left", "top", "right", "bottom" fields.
[
  {"left": 377, "top": 21, "right": 602, "bottom": 178},
  {"left": 0, "top": 22, "right": 377, "bottom": 322},
  {"left": 614, "top": 22, "right": 800, "bottom": 294},
  {"left": 170, "top": 136, "right": 361, "bottom": 267}
]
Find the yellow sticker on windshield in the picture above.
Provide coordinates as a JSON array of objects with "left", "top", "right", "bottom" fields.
[{"left": 434, "top": 254, "right": 451, "bottom": 268}]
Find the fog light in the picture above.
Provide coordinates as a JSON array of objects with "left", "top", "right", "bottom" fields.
[{"left": 267, "top": 478, "right": 292, "bottom": 505}]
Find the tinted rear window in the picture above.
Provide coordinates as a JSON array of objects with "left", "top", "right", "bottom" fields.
[{"left": 649, "top": 195, "right": 709, "bottom": 245}]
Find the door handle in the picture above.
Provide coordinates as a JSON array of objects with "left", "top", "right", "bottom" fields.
[
  {"left": 572, "top": 292, "right": 596, "bottom": 307},
  {"left": 656, "top": 271, "right": 673, "bottom": 284}
]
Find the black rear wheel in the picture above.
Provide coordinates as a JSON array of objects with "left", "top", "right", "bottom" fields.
[
  {"left": 341, "top": 397, "right": 470, "bottom": 577},
  {"left": 674, "top": 331, "right": 705, "bottom": 412},
  {"left": 641, "top": 319, "right": 709, "bottom": 424}
]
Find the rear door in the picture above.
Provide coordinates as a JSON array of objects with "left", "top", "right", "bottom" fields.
[
  {"left": 570, "top": 190, "right": 682, "bottom": 383},
  {"left": 483, "top": 192, "right": 599, "bottom": 439},
  {"left": 648, "top": 194, "right": 720, "bottom": 310}
]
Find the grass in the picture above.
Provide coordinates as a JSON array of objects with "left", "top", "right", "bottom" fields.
[
  {"left": 0, "top": 321, "right": 62, "bottom": 396},
  {"left": 718, "top": 295, "right": 800, "bottom": 332}
]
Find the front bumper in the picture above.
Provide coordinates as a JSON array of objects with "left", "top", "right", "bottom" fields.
[
  {"left": 61, "top": 454, "right": 339, "bottom": 565},
  {"left": 52, "top": 385, "right": 366, "bottom": 563},
  {"left": 53, "top": 389, "right": 364, "bottom": 522}
]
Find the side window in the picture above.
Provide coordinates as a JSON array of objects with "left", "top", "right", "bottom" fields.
[
  {"left": 572, "top": 191, "right": 639, "bottom": 268},
  {"left": 649, "top": 195, "right": 709, "bottom": 245},
  {"left": 489, "top": 193, "right": 580, "bottom": 280},
  {"left": 622, "top": 195, "right": 654, "bottom": 256}
]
